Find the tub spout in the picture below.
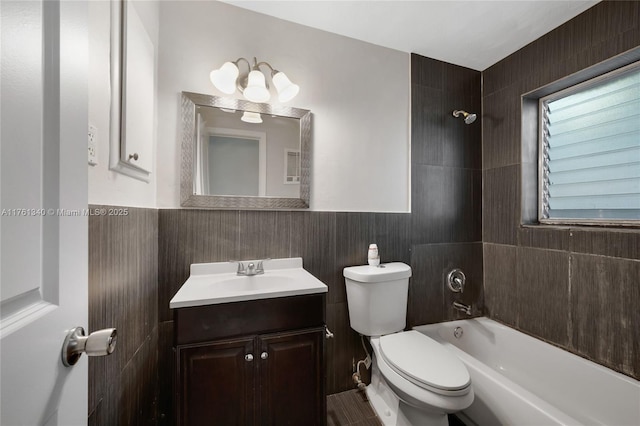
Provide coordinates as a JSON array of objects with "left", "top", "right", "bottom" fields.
[{"left": 453, "top": 301, "right": 472, "bottom": 316}]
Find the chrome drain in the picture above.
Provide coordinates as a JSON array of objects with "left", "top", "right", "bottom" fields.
[{"left": 453, "top": 327, "right": 463, "bottom": 339}]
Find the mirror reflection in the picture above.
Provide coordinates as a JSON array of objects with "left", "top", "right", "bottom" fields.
[
  {"left": 180, "top": 92, "right": 310, "bottom": 210},
  {"left": 194, "top": 105, "right": 301, "bottom": 198}
]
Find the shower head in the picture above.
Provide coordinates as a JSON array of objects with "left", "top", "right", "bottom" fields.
[
  {"left": 464, "top": 113, "right": 477, "bottom": 124},
  {"left": 453, "top": 110, "right": 477, "bottom": 124}
]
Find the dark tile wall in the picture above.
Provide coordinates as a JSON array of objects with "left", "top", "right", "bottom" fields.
[
  {"left": 88, "top": 206, "right": 159, "bottom": 425},
  {"left": 482, "top": 0, "right": 640, "bottom": 380},
  {"left": 409, "top": 54, "right": 484, "bottom": 327}
]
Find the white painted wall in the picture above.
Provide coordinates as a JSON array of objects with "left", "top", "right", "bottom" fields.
[
  {"left": 157, "top": 1, "right": 410, "bottom": 211},
  {"left": 88, "top": 0, "right": 158, "bottom": 207}
]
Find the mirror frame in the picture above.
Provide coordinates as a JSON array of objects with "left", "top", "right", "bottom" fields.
[{"left": 180, "top": 92, "right": 311, "bottom": 209}]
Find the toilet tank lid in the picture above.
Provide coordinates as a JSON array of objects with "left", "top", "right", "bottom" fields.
[{"left": 343, "top": 262, "right": 411, "bottom": 283}]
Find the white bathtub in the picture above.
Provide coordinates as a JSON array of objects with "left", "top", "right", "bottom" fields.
[{"left": 414, "top": 318, "right": 640, "bottom": 426}]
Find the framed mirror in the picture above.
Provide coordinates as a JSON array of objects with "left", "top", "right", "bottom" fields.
[{"left": 180, "top": 92, "right": 311, "bottom": 209}]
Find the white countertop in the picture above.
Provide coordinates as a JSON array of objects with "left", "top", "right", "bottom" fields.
[{"left": 169, "top": 257, "right": 328, "bottom": 309}]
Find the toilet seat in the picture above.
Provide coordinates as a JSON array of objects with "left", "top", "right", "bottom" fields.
[{"left": 378, "top": 330, "right": 470, "bottom": 396}]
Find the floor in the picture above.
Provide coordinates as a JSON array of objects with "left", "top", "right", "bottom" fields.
[
  {"left": 327, "top": 389, "right": 467, "bottom": 426},
  {"left": 327, "top": 389, "right": 383, "bottom": 426}
]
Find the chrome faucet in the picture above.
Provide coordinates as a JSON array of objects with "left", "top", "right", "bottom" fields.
[
  {"left": 453, "top": 301, "right": 472, "bottom": 316},
  {"left": 232, "top": 259, "right": 269, "bottom": 276}
]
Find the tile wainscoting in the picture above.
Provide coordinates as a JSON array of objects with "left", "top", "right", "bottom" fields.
[
  {"left": 156, "top": 208, "right": 484, "bottom": 423},
  {"left": 88, "top": 206, "right": 159, "bottom": 425}
]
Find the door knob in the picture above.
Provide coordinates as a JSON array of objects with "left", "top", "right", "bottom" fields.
[
  {"left": 61, "top": 327, "right": 117, "bottom": 367},
  {"left": 245, "top": 354, "right": 254, "bottom": 362},
  {"left": 260, "top": 352, "right": 268, "bottom": 360}
]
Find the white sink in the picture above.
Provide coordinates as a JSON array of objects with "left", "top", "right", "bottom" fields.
[{"left": 169, "top": 257, "right": 328, "bottom": 308}]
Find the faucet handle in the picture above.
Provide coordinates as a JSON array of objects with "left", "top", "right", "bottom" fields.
[
  {"left": 230, "top": 260, "right": 245, "bottom": 274},
  {"left": 256, "top": 258, "right": 271, "bottom": 273},
  {"left": 447, "top": 269, "right": 466, "bottom": 293}
]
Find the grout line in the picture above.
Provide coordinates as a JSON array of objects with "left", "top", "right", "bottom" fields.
[{"left": 567, "top": 253, "right": 573, "bottom": 350}]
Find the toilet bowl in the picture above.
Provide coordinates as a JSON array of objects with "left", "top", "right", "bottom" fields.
[
  {"left": 344, "top": 263, "right": 474, "bottom": 425},
  {"left": 367, "top": 332, "right": 474, "bottom": 425}
]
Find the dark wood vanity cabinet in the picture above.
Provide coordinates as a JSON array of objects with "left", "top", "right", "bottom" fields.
[{"left": 174, "top": 294, "right": 326, "bottom": 426}]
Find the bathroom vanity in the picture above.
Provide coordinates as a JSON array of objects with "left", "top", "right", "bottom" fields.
[{"left": 170, "top": 258, "right": 328, "bottom": 426}]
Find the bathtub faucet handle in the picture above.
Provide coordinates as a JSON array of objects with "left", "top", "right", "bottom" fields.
[
  {"left": 447, "top": 269, "right": 466, "bottom": 293},
  {"left": 454, "top": 277, "right": 463, "bottom": 292}
]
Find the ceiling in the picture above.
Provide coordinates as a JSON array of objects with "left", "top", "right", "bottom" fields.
[{"left": 221, "top": 0, "right": 599, "bottom": 71}]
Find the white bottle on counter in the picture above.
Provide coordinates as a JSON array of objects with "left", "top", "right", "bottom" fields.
[{"left": 368, "top": 244, "right": 380, "bottom": 266}]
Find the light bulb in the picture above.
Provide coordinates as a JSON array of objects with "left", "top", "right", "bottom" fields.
[
  {"left": 210, "top": 62, "right": 239, "bottom": 95},
  {"left": 243, "top": 70, "right": 270, "bottom": 103},
  {"left": 241, "top": 111, "right": 263, "bottom": 124},
  {"left": 272, "top": 71, "right": 299, "bottom": 103}
]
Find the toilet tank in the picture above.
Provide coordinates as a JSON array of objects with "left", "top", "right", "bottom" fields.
[{"left": 343, "top": 263, "right": 412, "bottom": 336}]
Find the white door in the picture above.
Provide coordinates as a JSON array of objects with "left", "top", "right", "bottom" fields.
[{"left": 1, "top": 1, "right": 89, "bottom": 425}]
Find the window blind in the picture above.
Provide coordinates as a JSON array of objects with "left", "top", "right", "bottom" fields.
[{"left": 540, "top": 63, "right": 640, "bottom": 223}]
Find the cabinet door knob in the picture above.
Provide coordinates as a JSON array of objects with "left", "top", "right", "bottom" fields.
[
  {"left": 260, "top": 352, "right": 268, "bottom": 360},
  {"left": 245, "top": 354, "right": 254, "bottom": 362}
]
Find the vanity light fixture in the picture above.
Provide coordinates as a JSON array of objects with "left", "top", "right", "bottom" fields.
[
  {"left": 241, "top": 111, "right": 263, "bottom": 124},
  {"left": 210, "top": 57, "right": 300, "bottom": 103}
]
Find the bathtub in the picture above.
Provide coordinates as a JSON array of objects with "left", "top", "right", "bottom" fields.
[{"left": 414, "top": 318, "right": 640, "bottom": 426}]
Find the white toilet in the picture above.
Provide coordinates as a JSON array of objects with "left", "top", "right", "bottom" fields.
[{"left": 344, "top": 263, "right": 473, "bottom": 426}]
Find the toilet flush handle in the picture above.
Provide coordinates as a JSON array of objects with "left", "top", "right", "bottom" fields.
[{"left": 325, "top": 325, "right": 334, "bottom": 339}]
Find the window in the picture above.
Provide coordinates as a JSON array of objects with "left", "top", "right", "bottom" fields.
[{"left": 539, "top": 62, "right": 640, "bottom": 225}]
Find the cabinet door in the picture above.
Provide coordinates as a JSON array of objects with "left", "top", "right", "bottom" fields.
[
  {"left": 177, "top": 337, "right": 255, "bottom": 426},
  {"left": 258, "top": 327, "right": 326, "bottom": 425}
]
